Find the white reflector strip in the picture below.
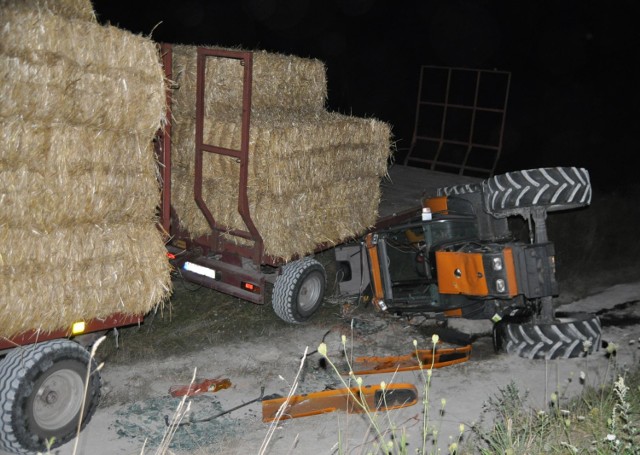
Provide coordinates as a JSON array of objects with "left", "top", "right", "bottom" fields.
[{"left": 183, "top": 261, "right": 217, "bottom": 279}]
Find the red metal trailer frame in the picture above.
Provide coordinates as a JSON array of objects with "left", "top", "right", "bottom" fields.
[
  {"left": 0, "top": 313, "right": 142, "bottom": 352},
  {"left": 159, "top": 44, "right": 270, "bottom": 304},
  {"left": 157, "top": 45, "right": 483, "bottom": 309},
  {"left": 157, "top": 44, "right": 425, "bottom": 306}
]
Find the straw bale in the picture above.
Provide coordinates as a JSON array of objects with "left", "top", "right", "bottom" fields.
[
  {"left": 0, "top": 51, "right": 164, "bottom": 134},
  {"left": 205, "top": 110, "right": 391, "bottom": 178},
  {"left": 0, "top": 9, "right": 165, "bottom": 114},
  {"left": 169, "top": 45, "right": 391, "bottom": 260},
  {"left": 1, "top": 163, "right": 160, "bottom": 229},
  {"left": 171, "top": 45, "right": 327, "bottom": 116},
  {"left": 171, "top": 110, "right": 392, "bottom": 259},
  {"left": 208, "top": 176, "right": 383, "bottom": 258},
  {"left": 0, "top": 121, "right": 159, "bottom": 229},
  {"left": 0, "top": 223, "right": 171, "bottom": 335},
  {"left": 0, "top": 119, "right": 155, "bottom": 166},
  {"left": 0, "top": 0, "right": 96, "bottom": 21},
  {"left": 0, "top": 3, "right": 170, "bottom": 338}
]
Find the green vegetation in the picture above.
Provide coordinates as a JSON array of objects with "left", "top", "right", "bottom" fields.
[
  {"left": 469, "top": 362, "right": 639, "bottom": 455},
  {"left": 312, "top": 337, "right": 639, "bottom": 455}
]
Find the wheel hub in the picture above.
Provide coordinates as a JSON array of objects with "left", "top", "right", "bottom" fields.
[
  {"left": 299, "top": 273, "right": 322, "bottom": 312},
  {"left": 42, "top": 389, "right": 58, "bottom": 405},
  {"left": 33, "top": 369, "right": 84, "bottom": 431}
]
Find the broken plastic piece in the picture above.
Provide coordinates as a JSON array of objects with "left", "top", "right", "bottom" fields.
[
  {"left": 262, "top": 383, "right": 418, "bottom": 422},
  {"left": 348, "top": 345, "right": 471, "bottom": 375},
  {"left": 169, "top": 377, "right": 232, "bottom": 397}
]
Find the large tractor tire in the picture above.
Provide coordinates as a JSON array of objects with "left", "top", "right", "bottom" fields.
[
  {"left": 436, "top": 182, "right": 482, "bottom": 197},
  {"left": 0, "top": 340, "right": 101, "bottom": 454},
  {"left": 484, "top": 167, "right": 591, "bottom": 215},
  {"left": 272, "top": 257, "right": 326, "bottom": 324},
  {"left": 495, "top": 312, "right": 601, "bottom": 360}
]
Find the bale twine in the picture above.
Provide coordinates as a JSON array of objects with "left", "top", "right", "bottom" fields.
[{"left": 0, "top": 3, "right": 170, "bottom": 338}]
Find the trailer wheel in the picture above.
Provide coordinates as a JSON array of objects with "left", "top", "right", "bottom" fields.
[
  {"left": 494, "top": 312, "right": 601, "bottom": 360},
  {"left": 484, "top": 167, "right": 591, "bottom": 215},
  {"left": 0, "top": 340, "right": 101, "bottom": 454},
  {"left": 272, "top": 257, "right": 326, "bottom": 324}
]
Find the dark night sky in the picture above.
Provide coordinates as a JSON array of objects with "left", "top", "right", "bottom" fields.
[{"left": 91, "top": 0, "right": 640, "bottom": 191}]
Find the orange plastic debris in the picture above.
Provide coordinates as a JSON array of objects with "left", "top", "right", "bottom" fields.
[
  {"left": 169, "top": 378, "right": 232, "bottom": 398},
  {"left": 348, "top": 345, "right": 471, "bottom": 375},
  {"left": 262, "top": 383, "right": 418, "bottom": 422}
]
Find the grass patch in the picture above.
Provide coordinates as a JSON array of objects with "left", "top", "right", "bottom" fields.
[
  {"left": 96, "top": 269, "right": 346, "bottom": 365},
  {"left": 468, "top": 360, "right": 640, "bottom": 454}
]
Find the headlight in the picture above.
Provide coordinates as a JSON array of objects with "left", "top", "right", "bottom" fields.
[
  {"left": 492, "top": 257, "right": 503, "bottom": 271},
  {"left": 495, "top": 279, "right": 506, "bottom": 293}
]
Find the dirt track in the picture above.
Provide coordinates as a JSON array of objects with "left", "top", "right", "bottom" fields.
[{"left": 35, "top": 277, "right": 638, "bottom": 455}]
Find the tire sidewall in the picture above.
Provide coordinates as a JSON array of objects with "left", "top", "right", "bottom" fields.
[
  {"left": 273, "top": 258, "right": 326, "bottom": 324},
  {"left": 0, "top": 340, "right": 101, "bottom": 453}
]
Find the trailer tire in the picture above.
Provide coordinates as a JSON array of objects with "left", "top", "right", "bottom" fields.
[
  {"left": 0, "top": 340, "right": 101, "bottom": 454},
  {"left": 494, "top": 312, "right": 601, "bottom": 360},
  {"left": 484, "top": 167, "right": 591, "bottom": 215},
  {"left": 272, "top": 257, "right": 326, "bottom": 324}
]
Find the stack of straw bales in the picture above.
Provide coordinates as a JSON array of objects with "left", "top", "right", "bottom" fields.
[
  {"left": 0, "top": 0, "right": 171, "bottom": 338},
  {"left": 170, "top": 45, "right": 392, "bottom": 260}
]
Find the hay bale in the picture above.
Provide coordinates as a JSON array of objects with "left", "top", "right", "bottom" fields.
[
  {"left": 0, "top": 120, "right": 160, "bottom": 230},
  {"left": 0, "top": 8, "right": 161, "bottom": 76},
  {"left": 0, "top": 0, "right": 95, "bottom": 21},
  {"left": 0, "top": 119, "right": 155, "bottom": 167},
  {"left": 0, "top": 2, "right": 170, "bottom": 338},
  {"left": 169, "top": 44, "right": 392, "bottom": 260},
  {"left": 0, "top": 52, "right": 164, "bottom": 133},
  {"left": 171, "top": 45, "right": 327, "bottom": 116},
  {"left": 0, "top": 224, "right": 170, "bottom": 335}
]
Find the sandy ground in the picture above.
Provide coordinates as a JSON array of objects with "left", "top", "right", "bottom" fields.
[{"left": 30, "top": 281, "right": 640, "bottom": 455}]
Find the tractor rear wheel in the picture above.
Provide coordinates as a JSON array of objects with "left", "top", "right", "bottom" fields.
[
  {"left": 436, "top": 182, "right": 482, "bottom": 197},
  {"left": 494, "top": 312, "right": 601, "bottom": 360},
  {"left": 483, "top": 167, "right": 591, "bottom": 215}
]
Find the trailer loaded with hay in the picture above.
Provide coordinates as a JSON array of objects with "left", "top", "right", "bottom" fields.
[
  {"left": 158, "top": 44, "right": 481, "bottom": 324},
  {"left": 161, "top": 45, "right": 604, "bottom": 363},
  {"left": 0, "top": 2, "right": 472, "bottom": 452}
]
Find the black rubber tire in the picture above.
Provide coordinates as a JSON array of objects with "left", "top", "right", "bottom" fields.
[
  {"left": 272, "top": 257, "right": 326, "bottom": 324},
  {"left": 0, "top": 340, "right": 101, "bottom": 454},
  {"left": 436, "top": 182, "right": 482, "bottom": 197},
  {"left": 484, "top": 167, "right": 591, "bottom": 215},
  {"left": 495, "top": 312, "right": 602, "bottom": 360}
]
